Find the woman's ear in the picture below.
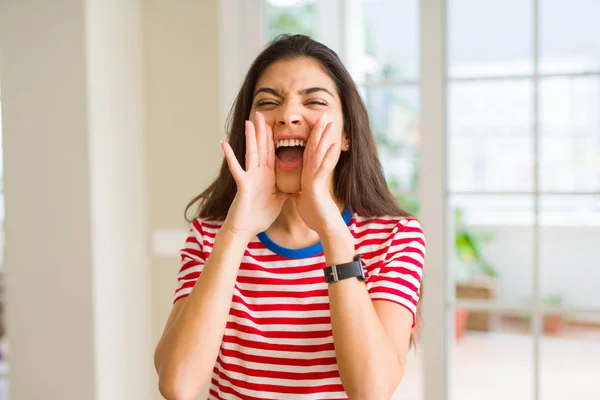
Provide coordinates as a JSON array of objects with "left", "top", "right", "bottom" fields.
[{"left": 342, "top": 135, "right": 350, "bottom": 152}]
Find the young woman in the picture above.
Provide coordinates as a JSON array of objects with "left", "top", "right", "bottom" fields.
[{"left": 154, "top": 34, "right": 425, "bottom": 400}]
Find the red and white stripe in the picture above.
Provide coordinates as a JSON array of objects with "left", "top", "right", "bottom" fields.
[{"left": 174, "top": 212, "right": 425, "bottom": 399}]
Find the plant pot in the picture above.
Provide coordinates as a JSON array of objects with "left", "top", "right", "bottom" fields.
[
  {"left": 456, "top": 277, "right": 497, "bottom": 331},
  {"left": 455, "top": 309, "right": 469, "bottom": 340},
  {"left": 543, "top": 314, "right": 562, "bottom": 335}
]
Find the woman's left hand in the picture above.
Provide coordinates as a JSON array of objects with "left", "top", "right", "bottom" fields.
[{"left": 291, "top": 114, "right": 346, "bottom": 236}]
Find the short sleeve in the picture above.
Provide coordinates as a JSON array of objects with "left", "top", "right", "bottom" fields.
[
  {"left": 367, "top": 218, "right": 426, "bottom": 326},
  {"left": 173, "top": 219, "right": 207, "bottom": 303}
]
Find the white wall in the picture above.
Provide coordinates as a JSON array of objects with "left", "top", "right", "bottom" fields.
[
  {"left": 1, "top": 0, "right": 97, "bottom": 396},
  {"left": 1, "top": 0, "right": 153, "bottom": 399},
  {"left": 1, "top": 0, "right": 224, "bottom": 398}
]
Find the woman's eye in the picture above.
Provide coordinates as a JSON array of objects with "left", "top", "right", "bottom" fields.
[
  {"left": 307, "top": 100, "right": 328, "bottom": 106},
  {"left": 256, "top": 100, "right": 277, "bottom": 107}
]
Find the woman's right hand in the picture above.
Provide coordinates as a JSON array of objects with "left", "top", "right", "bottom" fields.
[{"left": 220, "top": 112, "right": 289, "bottom": 240}]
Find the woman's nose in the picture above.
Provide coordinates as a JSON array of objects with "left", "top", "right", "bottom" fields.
[
  {"left": 277, "top": 118, "right": 300, "bottom": 126},
  {"left": 275, "top": 106, "right": 301, "bottom": 126}
]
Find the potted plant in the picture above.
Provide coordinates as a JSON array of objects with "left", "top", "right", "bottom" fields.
[{"left": 543, "top": 293, "right": 564, "bottom": 335}]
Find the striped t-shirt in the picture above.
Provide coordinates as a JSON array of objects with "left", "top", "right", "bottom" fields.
[{"left": 174, "top": 207, "right": 426, "bottom": 400}]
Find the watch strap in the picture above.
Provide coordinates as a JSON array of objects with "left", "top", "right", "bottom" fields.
[{"left": 323, "top": 255, "right": 365, "bottom": 284}]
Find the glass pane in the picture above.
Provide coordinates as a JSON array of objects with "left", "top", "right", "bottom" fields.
[
  {"left": 452, "top": 310, "right": 534, "bottom": 399},
  {"left": 448, "top": 0, "right": 533, "bottom": 78},
  {"left": 451, "top": 195, "right": 534, "bottom": 307},
  {"left": 449, "top": 81, "right": 534, "bottom": 192},
  {"left": 540, "top": 77, "right": 600, "bottom": 192},
  {"left": 362, "top": 0, "right": 420, "bottom": 82},
  {"left": 540, "top": 196, "right": 600, "bottom": 310},
  {"left": 540, "top": 0, "right": 600, "bottom": 74},
  {"left": 541, "top": 313, "right": 600, "bottom": 399},
  {"left": 267, "top": 0, "right": 318, "bottom": 41},
  {"left": 363, "top": 85, "right": 420, "bottom": 196}
]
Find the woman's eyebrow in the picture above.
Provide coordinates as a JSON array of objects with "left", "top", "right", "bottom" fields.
[
  {"left": 298, "top": 87, "right": 334, "bottom": 98},
  {"left": 253, "top": 87, "right": 335, "bottom": 99},
  {"left": 254, "top": 87, "right": 282, "bottom": 98}
]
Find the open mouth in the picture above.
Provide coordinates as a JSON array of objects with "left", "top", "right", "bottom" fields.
[{"left": 275, "top": 139, "right": 305, "bottom": 170}]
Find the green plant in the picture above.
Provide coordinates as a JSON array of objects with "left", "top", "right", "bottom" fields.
[
  {"left": 454, "top": 208, "right": 498, "bottom": 279},
  {"left": 544, "top": 293, "right": 564, "bottom": 308}
]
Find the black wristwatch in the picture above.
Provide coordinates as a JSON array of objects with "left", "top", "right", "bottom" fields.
[{"left": 323, "top": 255, "right": 366, "bottom": 284}]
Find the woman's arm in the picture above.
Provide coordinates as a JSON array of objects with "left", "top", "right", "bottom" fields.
[
  {"left": 156, "top": 113, "right": 289, "bottom": 400},
  {"left": 320, "top": 224, "right": 414, "bottom": 400},
  {"left": 154, "top": 228, "right": 250, "bottom": 400}
]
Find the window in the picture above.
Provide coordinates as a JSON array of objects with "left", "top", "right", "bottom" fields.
[
  {"left": 449, "top": 1, "right": 600, "bottom": 399},
  {"left": 267, "top": 0, "right": 318, "bottom": 41},
  {"left": 264, "top": 1, "right": 600, "bottom": 399},
  {"left": 268, "top": 0, "right": 422, "bottom": 215},
  {"left": 448, "top": 0, "right": 600, "bottom": 226},
  {"left": 359, "top": 0, "right": 420, "bottom": 215}
]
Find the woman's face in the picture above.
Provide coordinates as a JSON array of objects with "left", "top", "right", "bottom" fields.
[{"left": 249, "top": 57, "right": 346, "bottom": 194}]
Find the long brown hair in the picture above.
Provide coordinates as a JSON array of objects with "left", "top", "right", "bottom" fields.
[
  {"left": 184, "top": 34, "right": 421, "bottom": 344},
  {"left": 185, "top": 34, "right": 410, "bottom": 222}
]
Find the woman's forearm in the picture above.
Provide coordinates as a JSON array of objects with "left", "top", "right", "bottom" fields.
[
  {"left": 321, "top": 227, "right": 404, "bottom": 400},
  {"left": 155, "top": 229, "right": 250, "bottom": 400}
]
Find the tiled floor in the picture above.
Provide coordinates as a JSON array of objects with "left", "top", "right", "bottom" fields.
[{"left": 394, "top": 329, "right": 600, "bottom": 400}]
